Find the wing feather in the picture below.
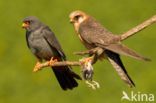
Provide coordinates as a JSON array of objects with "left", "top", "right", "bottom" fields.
[{"left": 41, "top": 26, "right": 66, "bottom": 59}]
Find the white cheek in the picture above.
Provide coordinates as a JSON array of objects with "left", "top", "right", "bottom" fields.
[
  {"left": 78, "top": 17, "right": 84, "bottom": 23},
  {"left": 73, "top": 17, "right": 85, "bottom": 32}
]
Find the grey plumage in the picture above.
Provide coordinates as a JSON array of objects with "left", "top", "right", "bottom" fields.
[{"left": 23, "top": 16, "right": 81, "bottom": 90}]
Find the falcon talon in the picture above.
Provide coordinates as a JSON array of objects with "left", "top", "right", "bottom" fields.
[
  {"left": 48, "top": 57, "right": 58, "bottom": 66},
  {"left": 80, "top": 57, "right": 93, "bottom": 64}
]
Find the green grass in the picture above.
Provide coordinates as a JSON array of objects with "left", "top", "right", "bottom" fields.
[{"left": 0, "top": 0, "right": 156, "bottom": 103}]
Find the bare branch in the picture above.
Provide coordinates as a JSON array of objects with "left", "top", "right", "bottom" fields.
[
  {"left": 121, "top": 15, "right": 156, "bottom": 41},
  {"left": 37, "top": 61, "right": 81, "bottom": 70}
]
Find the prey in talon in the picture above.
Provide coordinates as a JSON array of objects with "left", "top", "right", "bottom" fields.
[
  {"left": 80, "top": 57, "right": 94, "bottom": 80},
  {"left": 22, "top": 16, "right": 81, "bottom": 90},
  {"left": 80, "top": 57, "right": 100, "bottom": 89}
]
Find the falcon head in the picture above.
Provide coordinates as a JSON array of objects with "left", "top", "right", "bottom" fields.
[
  {"left": 22, "top": 16, "right": 43, "bottom": 31},
  {"left": 69, "top": 10, "right": 89, "bottom": 31}
]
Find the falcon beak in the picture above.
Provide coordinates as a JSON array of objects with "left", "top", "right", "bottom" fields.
[
  {"left": 22, "top": 22, "right": 29, "bottom": 28},
  {"left": 70, "top": 19, "right": 74, "bottom": 23}
]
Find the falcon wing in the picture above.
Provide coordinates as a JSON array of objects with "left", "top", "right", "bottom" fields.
[
  {"left": 79, "top": 18, "right": 118, "bottom": 45},
  {"left": 41, "top": 26, "right": 66, "bottom": 59},
  {"left": 96, "top": 43, "right": 150, "bottom": 61},
  {"left": 79, "top": 18, "right": 150, "bottom": 61}
]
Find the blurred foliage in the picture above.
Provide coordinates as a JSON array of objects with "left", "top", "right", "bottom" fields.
[{"left": 0, "top": 0, "right": 156, "bottom": 103}]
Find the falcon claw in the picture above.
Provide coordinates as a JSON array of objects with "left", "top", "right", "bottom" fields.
[
  {"left": 48, "top": 57, "right": 58, "bottom": 66},
  {"left": 80, "top": 57, "right": 93, "bottom": 64}
]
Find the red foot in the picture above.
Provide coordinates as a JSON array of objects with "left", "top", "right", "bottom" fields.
[
  {"left": 81, "top": 57, "right": 92, "bottom": 65},
  {"left": 48, "top": 57, "right": 58, "bottom": 66}
]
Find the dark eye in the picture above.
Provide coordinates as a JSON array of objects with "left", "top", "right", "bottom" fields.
[
  {"left": 24, "top": 21, "right": 30, "bottom": 25},
  {"left": 74, "top": 15, "right": 81, "bottom": 20}
]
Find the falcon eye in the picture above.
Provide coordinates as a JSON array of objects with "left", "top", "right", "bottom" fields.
[
  {"left": 74, "top": 15, "right": 81, "bottom": 21},
  {"left": 25, "top": 20, "right": 34, "bottom": 25},
  {"left": 24, "top": 21, "right": 30, "bottom": 25}
]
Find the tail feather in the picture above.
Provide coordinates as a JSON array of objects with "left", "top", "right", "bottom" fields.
[
  {"left": 52, "top": 66, "right": 81, "bottom": 90},
  {"left": 105, "top": 50, "right": 135, "bottom": 87},
  {"left": 102, "top": 43, "right": 151, "bottom": 61}
]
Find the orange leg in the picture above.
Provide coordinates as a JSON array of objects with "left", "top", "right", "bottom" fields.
[
  {"left": 81, "top": 57, "right": 93, "bottom": 65},
  {"left": 48, "top": 57, "right": 58, "bottom": 66},
  {"left": 33, "top": 57, "right": 58, "bottom": 72},
  {"left": 33, "top": 61, "right": 42, "bottom": 72}
]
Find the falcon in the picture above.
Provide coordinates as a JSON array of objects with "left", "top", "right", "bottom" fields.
[
  {"left": 22, "top": 16, "right": 81, "bottom": 90},
  {"left": 69, "top": 10, "right": 150, "bottom": 87}
]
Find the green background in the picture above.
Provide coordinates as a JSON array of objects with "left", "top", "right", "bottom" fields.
[{"left": 0, "top": 0, "right": 155, "bottom": 103}]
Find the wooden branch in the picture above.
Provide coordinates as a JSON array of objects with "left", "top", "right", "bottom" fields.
[
  {"left": 38, "top": 61, "right": 81, "bottom": 69},
  {"left": 121, "top": 15, "right": 156, "bottom": 41}
]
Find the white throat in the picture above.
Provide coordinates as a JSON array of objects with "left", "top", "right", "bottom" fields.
[{"left": 78, "top": 17, "right": 84, "bottom": 24}]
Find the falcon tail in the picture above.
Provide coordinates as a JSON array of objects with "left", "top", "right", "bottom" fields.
[
  {"left": 103, "top": 43, "right": 151, "bottom": 61},
  {"left": 105, "top": 50, "right": 135, "bottom": 87},
  {"left": 52, "top": 66, "right": 81, "bottom": 90}
]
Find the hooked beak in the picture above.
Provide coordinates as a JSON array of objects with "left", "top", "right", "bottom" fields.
[
  {"left": 22, "top": 22, "right": 29, "bottom": 28},
  {"left": 70, "top": 19, "right": 74, "bottom": 23}
]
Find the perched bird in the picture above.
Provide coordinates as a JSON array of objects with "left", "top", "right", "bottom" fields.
[
  {"left": 69, "top": 10, "right": 150, "bottom": 87},
  {"left": 22, "top": 16, "right": 81, "bottom": 90}
]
